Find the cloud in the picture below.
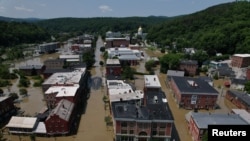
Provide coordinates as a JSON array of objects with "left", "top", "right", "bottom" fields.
[
  {"left": 14, "top": 6, "right": 34, "bottom": 12},
  {"left": 99, "top": 5, "right": 112, "bottom": 13},
  {"left": 0, "top": 6, "right": 5, "bottom": 12},
  {"left": 39, "top": 3, "right": 46, "bottom": 7}
]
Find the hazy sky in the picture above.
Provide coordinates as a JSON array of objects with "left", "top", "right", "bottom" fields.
[{"left": 0, "top": 0, "right": 235, "bottom": 19}]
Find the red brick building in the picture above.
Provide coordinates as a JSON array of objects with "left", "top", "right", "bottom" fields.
[
  {"left": 231, "top": 54, "right": 250, "bottom": 68},
  {"left": 45, "top": 99, "right": 75, "bottom": 135},
  {"left": 19, "top": 65, "right": 46, "bottom": 76},
  {"left": 246, "top": 66, "right": 250, "bottom": 80},
  {"left": 185, "top": 111, "right": 248, "bottom": 141},
  {"left": 225, "top": 90, "right": 250, "bottom": 112},
  {"left": 170, "top": 76, "right": 218, "bottom": 110},
  {"left": 0, "top": 96, "right": 16, "bottom": 122},
  {"left": 111, "top": 75, "right": 174, "bottom": 141},
  {"left": 105, "top": 37, "right": 130, "bottom": 48},
  {"left": 106, "top": 59, "right": 122, "bottom": 76},
  {"left": 179, "top": 60, "right": 198, "bottom": 76}
]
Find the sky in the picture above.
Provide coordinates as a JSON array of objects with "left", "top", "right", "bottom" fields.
[{"left": 0, "top": 0, "right": 236, "bottom": 19}]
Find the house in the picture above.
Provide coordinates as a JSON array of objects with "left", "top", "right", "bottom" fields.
[
  {"left": 44, "top": 85, "right": 79, "bottom": 109},
  {"left": 105, "top": 37, "right": 130, "bottom": 48},
  {"left": 230, "top": 78, "right": 248, "bottom": 90},
  {"left": 106, "top": 59, "right": 122, "bottom": 76},
  {"left": 45, "top": 99, "right": 75, "bottom": 135},
  {"left": 225, "top": 90, "right": 250, "bottom": 112},
  {"left": 231, "top": 54, "right": 250, "bottom": 68},
  {"left": 6, "top": 116, "right": 39, "bottom": 134},
  {"left": 166, "top": 70, "right": 185, "bottom": 82},
  {"left": 59, "top": 54, "right": 81, "bottom": 64},
  {"left": 36, "top": 42, "right": 60, "bottom": 54},
  {"left": 111, "top": 75, "right": 174, "bottom": 141},
  {"left": 170, "top": 76, "right": 219, "bottom": 110},
  {"left": 246, "top": 66, "right": 250, "bottom": 80},
  {"left": 231, "top": 109, "right": 250, "bottom": 124},
  {"left": 107, "top": 47, "right": 141, "bottom": 66},
  {"left": 19, "top": 65, "right": 46, "bottom": 76},
  {"left": 179, "top": 60, "right": 198, "bottom": 76},
  {"left": 185, "top": 111, "right": 248, "bottom": 141},
  {"left": 0, "top": 96, "right": 16, "bottom": 123},
  {"left": 44, "top": 59, "right": 65, "bottom": 70}
]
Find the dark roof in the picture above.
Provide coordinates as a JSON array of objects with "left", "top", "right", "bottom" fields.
[
  {"left": 44, "top": 59, "right": 65, "bottom": 63},
  {"left": 227, "top": 90, "right": 250, "bottom": 106},
  {"left": 171, "top": 76, "right": 218, "bottom": 95},
  {"left": 43, "top": 69, "right": 72, "bottom": 74},
  {"left": 180, "top": 60, "right": 198, "bottom": 65},
  {"left": 217, "top": 68, "right": 235, "bottom": 77},
  {"left": 218, "top": 63, "right": 229, "bottom": 68},
  {"left": 106, "top": 75, "right": 122, "bottom": 80},
  {"left": 199, "top": 76, "right": 213, "bottom": 82},
  {"left": 112, "top": 91, "right": 173, "bottom": 121},
  {"left": 231, "top": 78, "right": 248, "bottom": 85},
  {"left": 19, "top": 65, "right": 44, "bottom": 70}
]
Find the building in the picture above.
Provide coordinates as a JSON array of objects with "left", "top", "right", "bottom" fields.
[
  {"left": 246, "top": 66, "right": 250, "bottom": 80},
  {"left": 166, "top": 70, "right": 185, "bottom": 82},
  {"left": 170, "top": 76, "right": 219, "bottom": 110},
  {"left": 107, "top": 47, "right": 141, "bottom": 66},
  {"left": 36, "top": 42, "right": 60, "bottom": 54},
  {"left": 105, "top": 37, "right": 130, "bottom": 48},
  {"left": 225, "top": 90, "right": 250, "bottom": 112},
  {"left": 19, "top": 65, "right": 46, "bottom": 76},
  {"left": 179, "top": 60, "right": 198, "bottom": 76},
  {"left": 111, "top": 75, "right": 174, "bottom": 141},
  {"left": 59, "top": 54, "right": 81, "bottom": 64},
  {"left": 106, "top": 59, "right": 122, "bottom": 76},
  {"left": 42, "top": 69, "right": 72, "bottom": 79},
  {"left": 106, "top": 31, "right": 122, "bottom": 38},
  {"left": 0, "top": 96, "right": 16, "bottom": 123},
  {"left": 71, "top": 44, "right": 92, "bottom": 54},
  {"left": 231, "top": 54, "right": 250, "bottom": 68},
  {"left": 230, "top": 78, "right": 248, "bottom": 90},
  {"left": 44, "top": 59, "right": 65, "bottom": 70},
  {"left": 231, "top": 109, "right": 250, "bottom": 124},
  {"left": 6, "top": 116, "right": 39, "bottom": 134},
  {"left": 185, "top": 111, "right": 248, "bottom": 141},
  {"left": 45, "top": 99, "right": 75, "bottom": 135},
  {"left": 44, "top": 85, "right": 79, "bottom": 109}
]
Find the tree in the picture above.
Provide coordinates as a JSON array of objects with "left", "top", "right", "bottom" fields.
[
  {"left": 145, "top": 60, "right": 155, "bottom": 72},
  {"left": 29, "top": 134, "right": 36, "bottom": 141},
  {"left": 82, "top": 52, "right": 95, "bottom": 69},
  {"left": 244, "top": 81, "right": 250, "bottom": 94},
  {"left": 19, "top": 88, "right": 28, "bottom": 96},
  {"left": 99, "top": 61, "right": 104, "bottom": 66},
  {"left": 159, "top": 53, "right": 183, "bottom": 73},
  {"left": 191, "top": 50, "right": 209, "bottom": 67},
  {"left": 160, "top": 47, "right": 166, "bottom": 53},
  {"left": 202, "top": 131, "right": 208, "bottom": 141},
  {"left": 121, "top": 66, "right": 135, "bottom": 80},
  {"left": 100, "top": 47, "right": 105, "bottom": 52},
  {"left": 9, "top": 92, "right": 19, "bottom": 100}
]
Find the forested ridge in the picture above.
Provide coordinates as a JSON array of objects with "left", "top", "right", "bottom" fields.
[
  {"left": 147, "top": 1, "right": 250, "bottom": 56},
  {"left": 35, "top": 16, "right": 169, "bottom": 34}
]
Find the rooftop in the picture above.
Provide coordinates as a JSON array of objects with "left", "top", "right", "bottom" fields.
[
  {"left": 106, "top": 59, "right": 120, "bottom": 65},
  {"left": 187, "top": 112, "right": 248, "bottom": 129},
  {"left": 233, "top": 54, "right": 250, "bottom": 58},
  {"left": 144, "top": 75, "right": 161, "bottom": 88},
  {"left": 45, "top": 85, "right": 79, "bottom": 97},
  {"left": 59, "top": 54, "right": 80, "bottom": 59},
  {"left": 107, "top": 80, "right": 132, "bottom": 90},
  {"left": 109, "top": 90, "right": 144, "bottom": 102},
  {"left": 19, "top": 65, "right": 44, "bottom": 69},
  {"left": 167, "top": 70, "right": 185, "bottom": 77},
  {"left": 171, "top": 76, "right": 218, "bottom": 95},
  {"left": 231, "top": 109, "right": 250, "bottom": 124},
  {"left": 43, "top": 68, "right": 86, "bottom": 85},
  {"left": 0, "top": 96, "right": 9, "bottom": 102},
  {"left": 6, "top": 116, "right": 37, "bottom": 129},
  {"left": 118, "top": 54, "right": 140, "bottom": 60},
  {"left": 46, "top": 99, "right": 74, "bottom": 122},
  {"left": 227, "top": 90, "right": 250, "bottom": 106},
  {"left": 111, "top": 91, "right": 173, "bottom": 121},
  {"left": 180, "top": 60, "right": 198, "bottom": 65}
]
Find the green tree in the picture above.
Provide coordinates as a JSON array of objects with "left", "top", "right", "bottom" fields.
[
  {"left": 9, "top": 92, "right": 19, "bottom": 100},
  {"left": 29, "top": 134, "right": 36, "bottom": 141},
  {"left": 159, "top": 53, "right": 183, "bottom": 73},
  {"left": 100, "top": 47, "right": 105, "bottom": 52},
  {"left": 191, "top": 50, "right": 209, "bottom": 67},
  {"left": 145, "top": 60, "right": 155, "bottom": 72},
  {"left": 202, "top": 131, "right": 208, "bottom": 141},
  {"left": 122, "top": 66, "right": 135, "bottom": 80},
  {"left": 0, "top": 88, "right": 3, "bottom": 95},
  {"left": 82, "top": 52, "right": 95, "bottom": 69},
  {"left": 19, "top": 88, "right": 28, "bottom": 96},
  {"left": 244, "top": 81, "right": 250, "bottom": 94},
  {"left": 99, "top": 61, "right": 104, "bottom": 66}
]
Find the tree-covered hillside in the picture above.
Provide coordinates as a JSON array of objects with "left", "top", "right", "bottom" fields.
[
  {"left": 36, "top": 16, "right": 169, "bottom": 35},
  {"left": 0, "top": 21, "right": 50, "bottom": 47},
  {"left": 146, "top": 1, "right": 250, "bottom": 56}
]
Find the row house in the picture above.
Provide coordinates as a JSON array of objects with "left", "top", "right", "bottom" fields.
[
  {"left": 185, "top": 111, "right": 248, "bottom": 141},
  {"left": 45, "top": 99, "right": 75, "bottom": 135},
  {"left": 179, "top": 60, "right": 198, "bottom": 76},
  {"left": 106, "top": 59, "right": 122, "bottom": 76},
  {"left": 105, "top": 37, "right": 130, "bottom": 48},
  {"left": 110, "top": 75, "right": 174, "bottom": 141},
  {"left": 231, "top": 54, "right": 250, "bottom": 68},
  {"left": 225, "top": 90, "right": 250, "bottom": 112},
  {"left": 170, "top": 76, "right": 219, "bottom": 110}
]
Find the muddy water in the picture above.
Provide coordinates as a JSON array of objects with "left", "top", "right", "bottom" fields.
[{"left": 3, "top": 46, "right": 66, "bottom": 116}]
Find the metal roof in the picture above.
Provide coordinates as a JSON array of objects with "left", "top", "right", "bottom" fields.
[{"left": 6, "top": 116, "right": 37, "bottom": 129}]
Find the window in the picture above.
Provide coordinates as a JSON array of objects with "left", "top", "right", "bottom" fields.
[
  {"left": 129, "top": 130, "right": 134, "bottom": 134},
  {"left": 159, "top": 131, "right": 165, "bottom": 136},
  {"left": 121, "top": 130, "right": 127, "bottom": 134},
  {"left": 152, "top": 123, "right": 157, "bottom": 128},
  {"left": 129, "top": 122, "right": 135, "bottom": 127},
  {"left": 152, "top": 130, "right": 157, "bottom": 135},
  {"left": 159, "top": 123, "right": 166, "bottom": 128},
  {"left": 121, "top": 122, "right": 127, "bottom": 127}
]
